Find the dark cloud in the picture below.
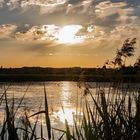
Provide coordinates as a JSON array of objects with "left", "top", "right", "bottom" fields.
[
  {"left": 111, "top": 0, "right": 139, "bottom": 6},
  {"left": 0, "top": 0, "right": 139, "bottom": 27},
  {"left": 68, "top": 0, "right": 81, "bottom": 5}
]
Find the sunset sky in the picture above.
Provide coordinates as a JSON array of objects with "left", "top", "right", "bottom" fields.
[{"left": 0, "top": 0, "right": 140, "bottom": 68}]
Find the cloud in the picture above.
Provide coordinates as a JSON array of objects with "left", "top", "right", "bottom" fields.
[
  {"left": 93, "top": 1, "right": 138, "bottom": 27},
  {"left": 15, "top": 24, "right": 59, "bottom": 41},
  {"left": 22, "top": 41, "right": 57, "bottom": 55},
  {"left": 0, "top": 24, "right": 17, "bottom": 39},
  {"left": 15, "top": 26, "right": 44, "bottom": 41},
  {"left": 0, "top": 0, "right": 4, "bottom": 8},
  {"left": 7, "top": 0, "right": 20, "bottom": 10},
  {"left": 77, "top": 23, "right": 140, "bottom": 52},
  {"left": 0, "top": 0, "right": 68, "bottom": 13},
  {"left": 15, "top": 24, "right": 85, "bottom": 42},
  {"left": 5, "top": 0, "right": 68, "bottom": 13},
  {"left": 0, "top": 23, "right": 140, "bottom": 55},
  {"left": 21, "top": 0, "right": 68, "bottom": 14},
  {"left": 0, "top": 0, "right": 138, "bottom": 27},
  {"left": 7, "top": 0, "right": 93, "bottom": 14},
  {"left": 96, "top": 1, "right": 127, "bottom": 10},
  {"left": 110, "top": 24, "right": 140, "bottom": 38},
  {"left": 77, "top": 25, "right": 106, "bottom": 40},
  {"left": 15, "top": 24, "right": 107, "bottom": 43},
  {"left": 1, "top": 23, "right": 138, "bottom": 46},
  {"left": 0, "top": 0, "right": 93, "bottom": 15},
  {"left": 66, "top": 0, "right": 93, "bottom": 14},
  {"left": 95, "top": 1, "right": 128, "bottom": 18}
]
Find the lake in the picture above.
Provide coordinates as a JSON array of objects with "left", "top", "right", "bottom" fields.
[{"left": 0, "top": 81, "right": 139, "bottom": 139}]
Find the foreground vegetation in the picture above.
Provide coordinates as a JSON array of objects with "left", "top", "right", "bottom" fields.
[{"left": 0, "top": 82, "right": 140, "bottom": 140}]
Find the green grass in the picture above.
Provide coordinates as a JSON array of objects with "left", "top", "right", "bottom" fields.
[{"left": 0, "top": 82, "right": 140, "bottom": 140}]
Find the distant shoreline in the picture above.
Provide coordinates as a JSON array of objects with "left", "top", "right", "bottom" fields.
[
  {"left": 0, "top": 74, "right": 139, "bottom": 83},
  {"left": 0, "top": 67, "right": 140, "bottom": 82}
]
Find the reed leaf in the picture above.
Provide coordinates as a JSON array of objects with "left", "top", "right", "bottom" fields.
[
  {"left": 44, "top": 84, "right": 51, "bottom": 140},
  {"left": 4, "top": 90, "right": 19, "bottom": 140}
]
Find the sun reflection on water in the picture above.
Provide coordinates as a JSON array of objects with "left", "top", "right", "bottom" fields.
[
  {"left": 51, "top": 82, "right": 83, "bottom": 125},
  {"left": 61, "top": 82, "right": 71, "bottom": 107},
  {"left": 52, "top": 108, "right": 76, "bottom": 125}
]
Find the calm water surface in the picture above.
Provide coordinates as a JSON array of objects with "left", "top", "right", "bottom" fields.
[{"left": 0, "top": 81, "right": 139, "bottom": 139}]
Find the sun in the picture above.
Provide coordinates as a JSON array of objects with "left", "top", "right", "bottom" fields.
[{"left": 57, "top": 25, "right": 83, "bottom": 44}]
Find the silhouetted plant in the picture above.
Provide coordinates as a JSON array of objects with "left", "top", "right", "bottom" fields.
[
  {"left": 134, "top": 55, "right": 140, "bottom": 67},
  {"left": 113, "top": 49, "right": 123, "bottom": 68},
  {"left": 109, "top": 38, "right": 136, "bottom": 69},
  {"left": 121, "top": 38, "right": 136, "bottom": 66}
]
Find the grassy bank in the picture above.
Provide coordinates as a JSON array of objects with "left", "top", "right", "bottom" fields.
[{"left": 0, "top": 82, "right": 140, "bottom": 140}]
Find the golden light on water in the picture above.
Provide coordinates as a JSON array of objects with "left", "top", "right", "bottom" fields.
[
  {"left": 51, "top": 82, "right": 82, "bottom": 125},
  {"left": 60, "top": 82, "right": 74, "bottom": 125},
  {"left": 53, "top": 108, "right": 76, "bottom": 125},
  {"left": 52, "top": 108, "right": 83, "bottom": 125}
]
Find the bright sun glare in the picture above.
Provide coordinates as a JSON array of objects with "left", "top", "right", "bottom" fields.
[
  {"left": 52, "top": 108, "right": 82, "bottom": 125},
  {"left": 57, "top": 25, "right": 83, "bottom": 44}
]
